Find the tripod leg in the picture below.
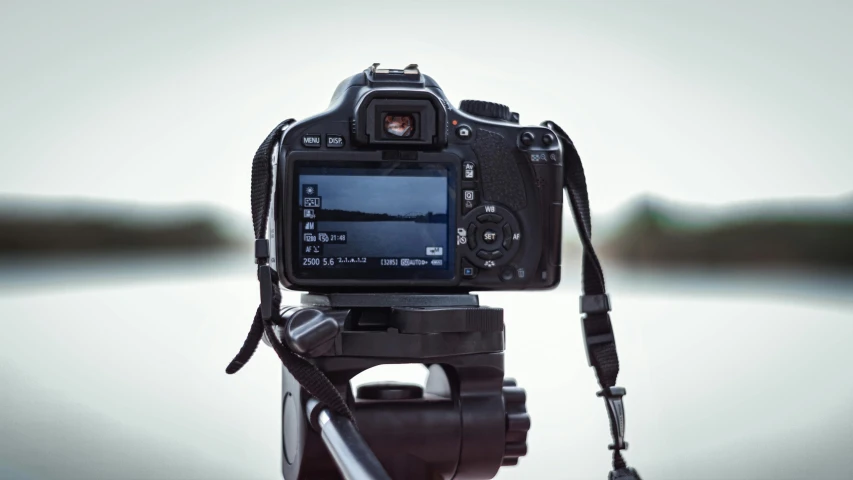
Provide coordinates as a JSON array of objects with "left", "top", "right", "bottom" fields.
[{"left": 306, "top": 398, "right": 392, "bottom": 480}]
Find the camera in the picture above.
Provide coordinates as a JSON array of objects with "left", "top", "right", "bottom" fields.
[
  {"left": 270, "top": 63, "right": 564, "bottom": 292},
  {"left": 231, "top": 64, "right": 641, "bottom": 480}
]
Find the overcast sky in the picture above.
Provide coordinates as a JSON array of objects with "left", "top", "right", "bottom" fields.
[
  {"left": 1, "top": 1, "right": 851, "bottom": 215},
  {"left": 301, "top": 174, "right": 447, "bottom": 215}
]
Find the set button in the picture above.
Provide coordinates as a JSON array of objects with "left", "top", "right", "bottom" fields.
[{"left": 482, "top": 229, "right": 497, "bottom": 244}]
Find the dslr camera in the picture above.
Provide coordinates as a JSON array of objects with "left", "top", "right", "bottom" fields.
[
  {"left": 232, "top": 63, "right": 640, "bottom": 480},
  {"left": 270, "top": 63, "right": 563, "bottom": 291}
]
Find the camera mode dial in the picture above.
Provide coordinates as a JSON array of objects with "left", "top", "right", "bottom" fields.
[{"left": 459, "top": 100, "right": 513, "bottom": 122}]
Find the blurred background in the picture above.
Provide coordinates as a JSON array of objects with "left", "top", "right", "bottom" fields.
[{"left": 1, "top": 1, "right": 851, "bottom": 479}]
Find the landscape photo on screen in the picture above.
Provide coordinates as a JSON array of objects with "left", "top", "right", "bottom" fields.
[{"left": 298, "top": 165, "right": 450, "bottom": 269}]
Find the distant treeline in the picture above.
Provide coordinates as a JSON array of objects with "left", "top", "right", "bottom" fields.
[
  {"left": 0, "top": 197, "right": 244, "bottom": 257},
  {"left": 0, "top": 217, "right": 239, "bottom": 255},
  {"left": 5, "top": 194, "right": 852, "bottom": 269},
  {"left": 315, "top": 209, "right": 448, "bottom": 224},
  {"left": 601, "top": 201, "right": 853, "bottom": 269}
]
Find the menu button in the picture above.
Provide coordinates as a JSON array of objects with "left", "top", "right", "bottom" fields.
[{"left": 302, "top": 134, "right": 322, "bottom": 147}]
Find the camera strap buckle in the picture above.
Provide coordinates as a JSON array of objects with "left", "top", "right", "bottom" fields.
[
  {"left": 254, "top": 238, "right": 270, "bottom": 265},
  {"left": 255, "top": 239, "right": 273, "bottom": 321},
  {"left": 258, "top": 265, "right": 273, "bottom": 321},
  {"left": 580, "top": 294, "right": 614, "bottom": 367},
  {"left": 597, "top": 386, "right": 628, "bottom": 452}
]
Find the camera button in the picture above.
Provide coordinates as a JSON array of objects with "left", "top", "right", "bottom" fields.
[
  {"left": 520, "top": 131, "right": 535, "bottom": 147},
  {"left": 301, "top": 134, "right": 322, "bottom": 148},
  {"left": 326, "top": 135, "right": 345, "bottom": 148},
  {"left": 476, "top": 249, "right": 504, "bottom": 260},
  {"left": 502, "top": 224, "right": 514, "bottom": 250},
  {"left": 462, "top": 265, "right": 478, "bottom": 279},
  {"left": 528, "top": 152, "right": 548, "bottom": 163},
  {"left": 477, "top": 213, "right": 503, "bottom": 224},
  {"left": 467, "top": 223, "right": 478, "bottom": 250},
  {"left": 463, "top": 161, "right": 476, "bottom": 180},
  {"left": 455, "top": 124, "right": 473, "bottom": 140},
  {"left": 462, "top": 190, "right": 477, "bottom": 213},
  {"left": 482, "top": 229, "right": 498, "bottom": 244},
  {"left": 500, "top": 268, "right": 515, "bottom": 282}
]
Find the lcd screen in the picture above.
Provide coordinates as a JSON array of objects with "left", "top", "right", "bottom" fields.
[{"left": 291, "top": 161, "right": 456, "bottom": 281}]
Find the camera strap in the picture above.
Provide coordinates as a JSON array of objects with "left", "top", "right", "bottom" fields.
[
  {"left": 226, "top": 119, "right": 357, "bottom": 424},
  {"left": 543, "top": 121, "right": 642, "bottom": 480}
]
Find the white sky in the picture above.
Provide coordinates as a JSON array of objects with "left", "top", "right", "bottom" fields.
[{"left": 1, "top": 0, "right": 850, "bottom": 215}]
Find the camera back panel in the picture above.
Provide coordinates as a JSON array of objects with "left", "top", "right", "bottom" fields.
[{"left": 273, "top": 65, "right": 563, "bottom": 293}]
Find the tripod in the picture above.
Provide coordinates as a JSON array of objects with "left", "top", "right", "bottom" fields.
[{"left": 268, "top": 293, "right": 531, "bottom": 480}]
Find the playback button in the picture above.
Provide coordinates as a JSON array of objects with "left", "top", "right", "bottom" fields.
[{"left": 461, "top": 259, "right": 478, "bottom": 279}]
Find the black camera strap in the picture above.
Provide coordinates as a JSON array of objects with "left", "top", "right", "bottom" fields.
[
  {"left": 226, "top": 119, "right": 356, "bottom": 424},
  {"left": 543, "top": 121, "right": 642, "bottom": 480}
]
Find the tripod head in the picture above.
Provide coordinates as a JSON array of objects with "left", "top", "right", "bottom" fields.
[{"left": 270, "top": 293, "right": 529, "bottom": 480}]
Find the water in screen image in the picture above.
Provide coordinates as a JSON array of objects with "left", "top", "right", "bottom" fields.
[{"left": 299, "top": 172, "right": 449, "bottom": 259}]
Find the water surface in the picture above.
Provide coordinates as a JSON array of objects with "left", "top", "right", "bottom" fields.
[{"left": 1, "top": 256, "right": 851, "bottom": 479}]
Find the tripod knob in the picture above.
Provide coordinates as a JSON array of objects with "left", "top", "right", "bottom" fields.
[
  {"left": 357, "top": 382, "right": 423, "bottom": 400},
  {"left": 501, "top": 378, "right": 531, "bottom": 466}
]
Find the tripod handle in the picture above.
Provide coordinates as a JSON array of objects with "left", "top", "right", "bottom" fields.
[{"left": 306, "top": 398, "right": 391, "bottom": 480}]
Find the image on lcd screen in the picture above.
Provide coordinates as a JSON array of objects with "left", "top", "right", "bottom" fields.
[{"left": 296, "top": 164, "right": 452, "bottom": 275}]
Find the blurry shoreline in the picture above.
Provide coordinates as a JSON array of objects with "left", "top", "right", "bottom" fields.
[
  {"left": 597, "top": 194, "right": 853, "bottom": 270},
  {"left": 0, "top": 195, "right": 247, "bottom": 258},
  {"left": 1, "top": 193, "right": 851, "bottom": 272}
]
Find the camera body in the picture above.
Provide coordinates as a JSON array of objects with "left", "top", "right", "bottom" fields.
[{"left": 271, "top": 64, "right": 564, "bottom": 292}]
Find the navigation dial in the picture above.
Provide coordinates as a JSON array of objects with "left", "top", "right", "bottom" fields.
[{"left": 461, "top": 204, "right": 521, "bottom": 270}]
